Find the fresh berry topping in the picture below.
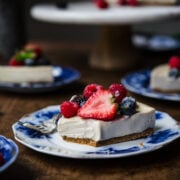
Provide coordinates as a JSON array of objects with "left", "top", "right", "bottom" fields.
[
  {"left": 168, "top": 68, "right": 180, "bottom": 79},
  {"left": 36, "top": 57, "right": 50, "bottom": 65},
  {"left": 127, "top": 0, "right": 138, "bottom": 6},
  {"left": 96, "top": 0, "right": 109, "bottom": 9},
  {"left": 120, "top": 96, "right": 136, "bottom": 116},
  {"left": 0, "top": 153, "right": 4, "bottom": 166},
  {"left": 9, "top": 58, "right": 24, "bottom": 66},
  {"left": 78, "top": 89, "right": 117, "bottom": 121},
  {"left": 108, "top": 84, "right": 127, "bottom": 103},
  {"left": 24, "top": 44, "right": 42, "bottom": 58},
  {"left": 168, "top": 56, "right": 180, "bottom": 69},
  {"left": 117, "top": 0, "right": 127, "bottom": 5},
  {"left": 61, "top": 101, "right": 79, "bottom": 118},
  {"left": 24, "top": 58, "right": 36, "bottom": 66},
  {"left": 83, "top": 83, "right": 104, "bottom": 99},
  {"left": 70, "top": 95, "right": 86, "bottom": 107},
  {"left": 15, "top": 50, "right": 36, "bottom": 61}
]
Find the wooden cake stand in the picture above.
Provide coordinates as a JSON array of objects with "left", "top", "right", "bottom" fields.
[{"left": 31, "top": 2, "right": 180, "bottom": 69}]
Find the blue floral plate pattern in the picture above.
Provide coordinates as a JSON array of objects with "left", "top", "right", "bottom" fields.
[
  {"left": 0, "top": 66, "right": 80, "bottom": 93},
  {"left": 121, "top": 69, "right": 180, "bottom": 102},
  {"left": 0, "top": 135, "right": 19, "bottom": 172},
  {"left": 12, "top": 105, "right": 180, "bottom": 159}
]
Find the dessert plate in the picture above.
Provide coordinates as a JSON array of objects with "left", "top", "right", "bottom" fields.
[
  {"left": 0, "top": 135, "right": 19, "bottom": 172},
  {"left": 121, "top": 69, "right": 180, "bottom": 102},
  {"left": 0, "top": 66, "right": 80, "bottom": 93},
  {"left": 12, "top": 105, "right": 180, "bottom": 159}
]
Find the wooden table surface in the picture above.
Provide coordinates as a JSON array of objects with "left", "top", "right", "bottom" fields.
[{"left": 0, "top": 42, "right": 179, "bottom": 180}]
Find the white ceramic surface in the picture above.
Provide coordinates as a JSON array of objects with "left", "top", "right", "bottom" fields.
[{"left": 31, "top": 2, "right": 180, "bottom": 25}]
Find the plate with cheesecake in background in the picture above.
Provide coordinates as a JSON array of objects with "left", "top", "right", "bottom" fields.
[
  {"left": 0, "top": 135, "right": 19, "bottom": 172},
  {"left": 12, "top": 83, "right": 180, "bottom": 159},
  {"left": 0, "top": 45, "right": 80, "bottom": 93},
  {"left": 121, "top": 55, "right": 180, "bottom": 102}
]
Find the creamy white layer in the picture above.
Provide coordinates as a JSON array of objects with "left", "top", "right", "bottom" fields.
[
  {"left": 0, "top": 66, "right": 53, "bottom": 83},
  {"left": 58, "top": 102, "right": 155, "bottom": 142},
  {"left": 150, "top": 64, "right": 180, "bottom": 91}
]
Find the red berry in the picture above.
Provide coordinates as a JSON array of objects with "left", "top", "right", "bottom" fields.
[
  {"left": 0, "top": 153, "right": 4, "bottom": 166},
  {"left": 96, "top": 0, "right": 109, "bottom": 9},
  {"left": 117, "top": 0, "right": 127, "bottom": 5},
  {"left": 78, "top": 89, "right": 117, "bottom": 121},
  {"left": 127, "top": 0, "right": 138, "bottom": 6},
  {"left": 61, "top": 101, "right": 79, "bottom": 118},
  {"left": 9, "top": 58, "right": 24, "bottom": 66},
  {"left": 25, "top": 44, "right": 42, "bottom": 57},
  {"left": 168, "top": 56, "right": 180, "bottom": 69},
  {"left": 108, "top": 84, "right": 127, "bottom": 103},
  {"left": 83, "top": 83, "right": 104, "bottom": 99}
]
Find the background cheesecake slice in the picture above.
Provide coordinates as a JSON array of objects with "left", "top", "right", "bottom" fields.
[{"left": 0, "top": 66, "right": 53, "bottom": 83}]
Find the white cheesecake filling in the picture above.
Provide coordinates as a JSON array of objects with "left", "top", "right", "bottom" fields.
[
  {"left": 58, "top": 102, "right": 155, "bottom": 142},
  {"left": 150, "top": 64, "right": 180, "bottom": 91},
  {"left": 0, "top": 66, "right": 54, "bottom": 83}
]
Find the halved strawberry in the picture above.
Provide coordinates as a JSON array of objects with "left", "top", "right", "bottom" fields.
[{"left": 78, "top": 89, "right": 117, "bottom": 121}]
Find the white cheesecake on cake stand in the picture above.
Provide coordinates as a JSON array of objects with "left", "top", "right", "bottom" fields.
[{"left": 31, "top": 2, "right": 180, "bottom": 69}]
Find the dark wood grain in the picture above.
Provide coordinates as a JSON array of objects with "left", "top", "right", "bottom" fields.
[{"left": 0, "top": 41, "right": 179, "bottom": 180}]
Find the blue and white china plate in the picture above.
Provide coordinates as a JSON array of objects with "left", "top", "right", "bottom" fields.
[
  {"left": 12, "top": 105, "right": 180, "bottom": 159},
  {"left": 0, "top": 66, "right": 80, "bottom": 93},
  {"left": 121, "top": 69, "right": 180, "bottom": 102},
  {"left": 0, "top": 135, "right": 19, "bottom": 172}
]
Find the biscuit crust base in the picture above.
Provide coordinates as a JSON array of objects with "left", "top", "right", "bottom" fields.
[{"left": 62, "top": 128, "right": 154, "bottom": 147}]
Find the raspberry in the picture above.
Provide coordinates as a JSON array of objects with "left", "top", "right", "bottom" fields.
[
  {"left": 127, "top": 0, "right": 138, "bottom": 6},
  {"left": 61, "top": 101, "right": 79, "bottom": 118},
  {"left": 0, "top": 152, "right": 4, "bottom": 166},
  {"left": 83, "top": 84, "right": 104, "bottom": 99},
  {"left": 168, "top": 56, "right": 180, "bottom": 69},
  {"left": 25, "top": 44, "right": 42, "bottom": 57},
  {"left": 9, "top": 58, "right": 24, "bottom": 66},
  {"left": 96, "top": 0, "right": 109, "bottom": 9},
  {"left": 117, "top": 0, "right": 127, "bottom": 5},
  {"left": 108, "top": 84, "right": 127, "bottom": 103}
]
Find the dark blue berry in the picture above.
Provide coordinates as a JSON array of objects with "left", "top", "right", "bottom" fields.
[
  {"left": 24, "top": 58, "right": 36, "bottom": 66},
  {"left": 120, "top": 96, "right": 136, "bottom": 116},
  {"left": 70, "top": 95, "right": 86, "bottom": 107},
  {"left": 168, "top": 68, "right": 180, "bottom": 79},
  {"left": 36, "top": 58, "right": 50, "bottom": 65}
]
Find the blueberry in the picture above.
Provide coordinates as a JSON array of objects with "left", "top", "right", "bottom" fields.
[
  {"left": 36, "top": 58, "right": 50, "bottom": 65},
  {"left": 168, "top": 68, "right": 180, "bottom": 79},
  {"left": 56, "top": 0, "right": 68, "bottom": 9},
  {"left": 24, "top": 58, "right": 36, "bottom": 66},
  {"left": 70, "top": 95, "right": 86, "bottom": 107},
  {"left": 120, "top": 96, "right": 136, "bottom": 116}
]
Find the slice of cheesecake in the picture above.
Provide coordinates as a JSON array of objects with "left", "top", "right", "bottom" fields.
[
  {"left": 57, "top": 84, "right": 156, "bottom": 147},
  {"left": 0, "top": 66, "right": 53, "bottom": 83},
  {"left": 58, "top": 102, "right": 155, "bottom": 147},
  {"left": 150, "top": 56, "right": 180, "bottom": 93}
]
